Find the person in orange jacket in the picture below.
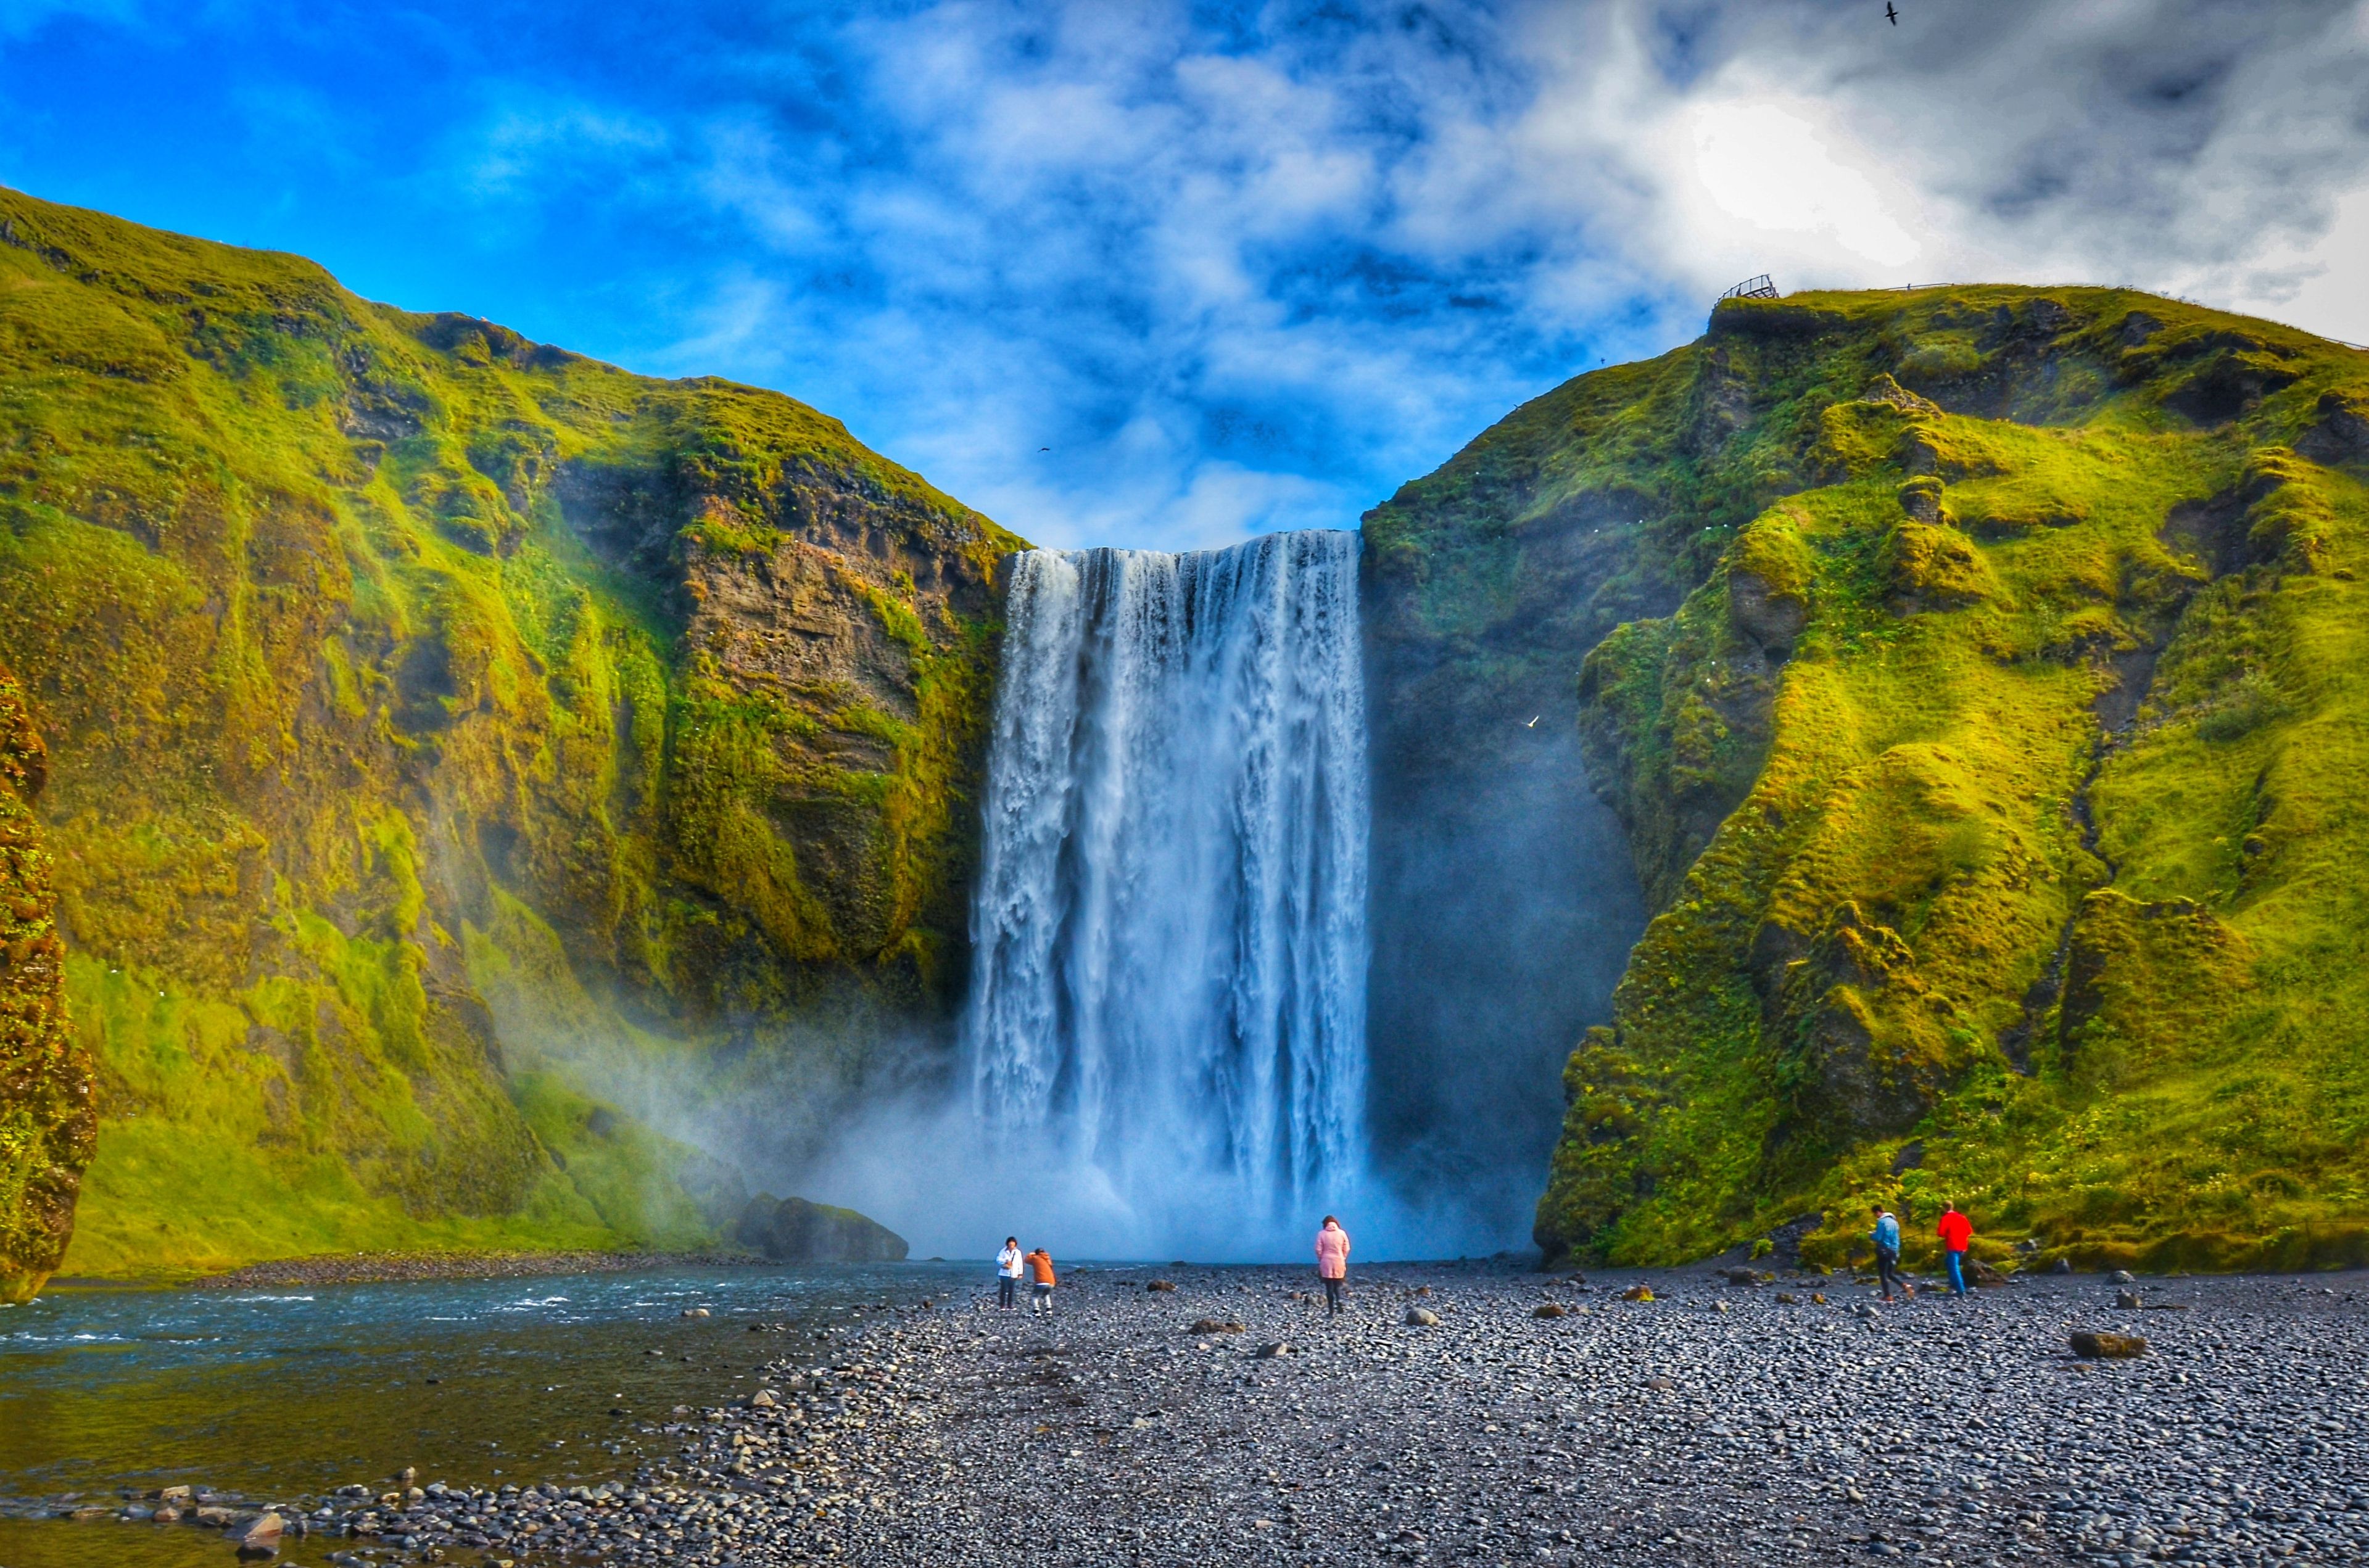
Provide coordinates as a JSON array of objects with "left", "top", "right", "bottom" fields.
[
  {"left": 1024, "top": 1246, "right": 1057, "bottom": 1313},
  {"left": 1936, "top": 1202, "right": 1974, "bottom": 1297}
]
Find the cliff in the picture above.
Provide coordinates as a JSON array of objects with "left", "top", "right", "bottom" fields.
[
  {"left": 1367, "top": 284, "right": 2369, "bottom": 1271},
  {"left": 0, "top": 665, "right": 93, "bottom": 1298},
  {"left": 0, "top": 189, "right": 1022, "bottom": 1277}
]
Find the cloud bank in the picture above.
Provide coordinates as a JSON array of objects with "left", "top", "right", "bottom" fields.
[{"left": 2, "top": 0, "right": 2364, "bottom": 548}]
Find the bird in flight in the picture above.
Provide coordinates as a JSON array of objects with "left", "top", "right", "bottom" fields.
[
  {"left": 1525, "top": 716, "right": 1540, "bottom": 729},
  {"left": 1885, "top": 2, "right": 1897, "bottom": 21},
  {"left": 1039, "top": 446, "right": 1050, "bottom": 452}
]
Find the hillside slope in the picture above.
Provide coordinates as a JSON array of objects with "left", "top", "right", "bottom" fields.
[
  {"left": 0, "top": 189, "right": 1021, "bottom": 1277},
  {"left": 1367, "top": 284, "right": 2369, "bottom": 1272}
]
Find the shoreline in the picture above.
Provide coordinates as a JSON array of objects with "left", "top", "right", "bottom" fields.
[{"left": 6, "top": 1260, "right": 2366, "bottom": 1566}]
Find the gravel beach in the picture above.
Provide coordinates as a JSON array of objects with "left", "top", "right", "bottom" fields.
[{"left": 11, "top": 1263, "right": 2366, "bottom": 1566}]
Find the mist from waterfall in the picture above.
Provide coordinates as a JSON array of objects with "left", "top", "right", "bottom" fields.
[{"left": 959, "top": 530, "right": 1370, "bottom": 1256}]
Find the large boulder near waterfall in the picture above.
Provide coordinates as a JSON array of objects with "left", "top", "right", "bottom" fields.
[
  {"left": 1368, "top": 285, "right": 2369, "bottom": 1274},
  {"left": 734, "top": 1194, "right": 907, "bottom": 1263}
]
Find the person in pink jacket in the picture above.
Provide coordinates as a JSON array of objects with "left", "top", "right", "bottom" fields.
[{"left": 1314, "top": 1216, "right": 1350, "bottom": 1316}]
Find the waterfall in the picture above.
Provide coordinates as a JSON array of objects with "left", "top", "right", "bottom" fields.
[{"left": 964, "top": 530, "right": 1369, "bottom": 1240}]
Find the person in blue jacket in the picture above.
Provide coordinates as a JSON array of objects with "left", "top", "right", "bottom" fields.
[{"left": 1870, "top": 1204, "right": 1906, "bottom": 1302}]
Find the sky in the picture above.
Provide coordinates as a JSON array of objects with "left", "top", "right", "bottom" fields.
[{"left": 2, "top": 0, "right": 2365, "bottom": 552}]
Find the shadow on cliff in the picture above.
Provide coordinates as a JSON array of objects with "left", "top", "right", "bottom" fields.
[{"left": 1363, "top": 683, "right": 1647, "bottom": 1255}]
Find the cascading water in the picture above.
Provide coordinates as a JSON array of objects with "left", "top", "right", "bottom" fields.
[{"left": 964, "top": 530, "right": 1368, "bottom": 1249}]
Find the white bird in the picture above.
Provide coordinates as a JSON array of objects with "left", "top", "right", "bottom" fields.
[{"left": 1525, "top": 716, "right": 1540, "bottom": 728}]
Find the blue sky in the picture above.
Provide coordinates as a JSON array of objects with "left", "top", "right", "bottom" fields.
[{"left": 4, "top": 0, "right": 2365, "bottom": 550}]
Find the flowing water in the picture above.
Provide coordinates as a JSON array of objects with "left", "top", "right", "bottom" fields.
[
  {"left": 0, "top": 1264, "right": 971, "bottom": 1568},
  {"left": 964, "top": 532, "right": 1370, "bottom": 1250}
]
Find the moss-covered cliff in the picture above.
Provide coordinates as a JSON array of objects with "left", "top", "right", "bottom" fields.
[
  {"left": 0, "top": 665, "right": 93, "bottom": 1299},
  {"left": 1367, "top": 285, "right": 2369, "bottom": 1273},
  {"left": 0, "top": 189, "right": 1022, "bottom": 1278}
]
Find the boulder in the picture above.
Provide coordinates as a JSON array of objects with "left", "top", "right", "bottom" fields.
[
  {"left": 1189, "top": 1318, "right": 1245, "bottom": 1335},
  {"left": 2116, "top": 1289, "right": 2143, "bottom": 1310},
  {"left": 1533, "top": 1303, "right": 1568, "bottom": 1318},
  {"left": 1404, "top": 1306, "right": 1441, "bottom": 1327},
  {"left": 1621, "top": 1285, "right": 1655, "bottom": 1302},
  {"left": 233, "top": 1512, "right": 284, "bottom": 1558},
  {"left": 2070, "top": 1331, "right": 2148, "bottom": 1359},
  {"left": 1146, "top": 1280, "right": 1178, "bottom": 1293},
  {"left": 1254, "top": 1342, "right": 1290, "bottom": 1359},
  {"left": 734, "top": 1194, "right": 908, "bottom": 1263}
]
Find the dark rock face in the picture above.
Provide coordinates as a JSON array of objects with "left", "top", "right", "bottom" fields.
[
  {"left": 0, "top": 667, "right": 94, "bottom": 1301},
  {"left": 734, "top": 1194, "right": 907, "bottom": 1263}
]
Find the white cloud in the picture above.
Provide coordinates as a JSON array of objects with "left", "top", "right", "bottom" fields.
[
  {"left": 438, "top": 0, "right": 2369, "bottom": 551},
  {"left": 1684, "top": 99, "right": 1923, "bottom": 271}
]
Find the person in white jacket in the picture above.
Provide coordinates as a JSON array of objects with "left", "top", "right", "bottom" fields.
[{"left": 996, "top": 1237, "right": 1023, "bottom": 1310}]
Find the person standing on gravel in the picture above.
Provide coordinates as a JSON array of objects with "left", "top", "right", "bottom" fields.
[
  {"left": 1937, "top": 1203, "right": 1974, "bottom": 1297},
  {"left": 996, "top": 1237, "right": 1023, "bottom": 1310},
  {"left": 1025, "top": 1246, "right": 1057, "bottom": 1313},
  {"left": 1870, "top": 1205, "right": 1904, "bottom": 1302},
  {"left": 1315, "top": 1216, "right": 1350, "bottom": 1316}
]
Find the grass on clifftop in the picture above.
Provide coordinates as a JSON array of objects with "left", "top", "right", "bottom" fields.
[{"left": 1371, "top": 283, "right": 2369, "bottom": 1271}]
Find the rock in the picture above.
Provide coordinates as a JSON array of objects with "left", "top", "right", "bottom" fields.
[
  {"left": 2071, "top": 1331, "right": 2149, "bottom": 1359},
  {"left": 1533, "top": 1303, "right": 1567, "bottom": 1318},
  {"left": 2112, "top": 1269, "right": 2136, "bottom": 1285},
  {"left": 1253, "top": 1342, "right": 1289, "bottom": 1359},
  {"left": 1405, "top": 1306, "right": 1440, "bottom": 1327},
  {"left": 1147, "top": 1280, "right": 1177, "bottom": 1292},
  {"left": 194, "top": 1506, "right": 238, "bottom": 1527},
  {"left": 1776, "top": 1292, "right": 1799, "bottom": 1304},
  {"left": 750, "top": 1389, "right": 778, "bottom": 1408},
  {"left": 1811, "top": 1292, "right": 1827, "bottom": 1304},
  {"left": 734, "top": 1194, "right": 909, "bottom": 1263},
  {"left": 1621, "top": 1285, "right": 1655, "bottom": 1302},
  {"left": 233, "top": 1512, "right": 284, "bottom": 1557},
  {"left": 398, "top": 1467, "right": 417, "bottom": 1486},
  {"left": 2049, "top": 1258, "right": 2073, "bottom": 1274},
  {"left": 2117, "top": 1289, "right": 2143, "bottom": 1309},
  {"left": 153, "top": 1506, "right": 181, "bottom": 1522},
  {"left": 1189, "top": 1318, "right": 1245, "bottom": 1334},
  {"left": 1721, "top": 1267, "right": 1764, "bottom": 1286},
  {"left": 154, "top": 1485, "right": 192, "bottom": 1502},
  {"left": 680, "top": 1308, "right": 709, "bottom": 1318}
]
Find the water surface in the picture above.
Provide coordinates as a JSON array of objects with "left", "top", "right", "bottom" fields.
[{"left": 0, "top": 1262, "right": 978, "bottom": 1568}]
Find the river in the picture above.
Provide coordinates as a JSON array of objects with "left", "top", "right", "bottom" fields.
[{"left": 0, "top": 1263, "right": 977, "bottom": 1568}]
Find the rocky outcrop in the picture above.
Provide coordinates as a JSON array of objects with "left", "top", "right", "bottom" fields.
[
  {"left": 734, "top": 1194, "right": 907, "bottom": 1263},
  {"left": 0, "top": 666, "right": 93, "bottom": 1300}
]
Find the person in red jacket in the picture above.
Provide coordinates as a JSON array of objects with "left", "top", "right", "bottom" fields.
[{"left": 1936, "top": 1202, "right": 1974, "bottom": 1297}]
